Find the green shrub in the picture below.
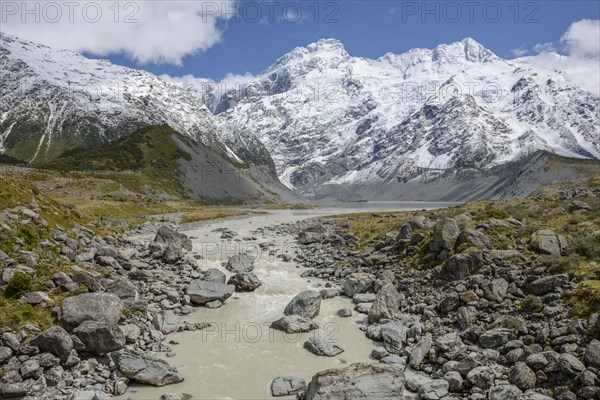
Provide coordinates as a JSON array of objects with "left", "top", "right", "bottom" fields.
[
  {"left": 569, "top": 232, "right": 600, "bottom": 259},
  {"left": 485, "top": 208, "right": 510, "bottom": 219},
  {"left": 539, "top": 254, "right": 582, "bottom": 274},
  {"left": 521, "top": 295, "right": 544, "bottom": 313},
  {"left": 5, "top": 272, "right": 33, "bottom": 298}
]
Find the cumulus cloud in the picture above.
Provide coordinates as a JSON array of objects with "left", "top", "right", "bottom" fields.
[
  {"left": 0, "top": 0, "right": 235, "bottom": 65},
  {"left": 522, "top": 19, "right": 600, "bottom": 95}
]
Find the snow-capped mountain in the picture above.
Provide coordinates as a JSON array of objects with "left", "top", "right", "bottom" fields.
[
  {"left": 202, "top": 38, "right": 599, "bottom": 198},
  {"left": 0, "top": 32, "right": 272, "bottom": 168}
]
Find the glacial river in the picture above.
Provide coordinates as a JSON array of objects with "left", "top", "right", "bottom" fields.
[{"left": 120, "top": 202, "right": 456, "bottom": 400}]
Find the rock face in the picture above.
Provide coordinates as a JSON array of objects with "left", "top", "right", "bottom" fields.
[
  {"left": 303, "top": 363, "right": 406, "bottom": 400},
  {"left": 185, "top": 280, "right": 235, "bottom": 305},
  {"left": 530, "top": 230, "right": 567, "bottom": 255},
  {"left": 284, "top": 290, "right": 322, "bottom": 318},
  {"left": 225, "top": 254, "right": 255, "bottom": 273},
  {"left": 430, "top": 218, "right": 460, "bottom": 252},
  {"left": 368, "top": 283, "right": 402, "bottom": 323},
  {"left": 270, "top": 315, "right": 318, "bottom": 333},
  {"left": 271, "top": 376, "right": 306, "bottom": 397},
  {"left": 304, "top": 337, "right": 345, "bottom": 357},
  {"left": 30, "top": 326, "right": 73, "bottom": 362},
  {"left": 112, "top": 351, "right": 184, "bottom": 386},
  {"left": 73, "top": 321, "right": 126, "bottom": 354},
  {"left": 227, "top": 272, "right": 261, "bottom": 292},
  {"left": 342, "top": 273, "right": 375, "bottom": 297},
  {"left": 59, "top": 292, "right": 124, "bottom": 330}
]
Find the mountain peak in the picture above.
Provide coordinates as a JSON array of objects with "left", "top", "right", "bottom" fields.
[{"left": 433, "top": 37, "right": 497, "bottom": 63}]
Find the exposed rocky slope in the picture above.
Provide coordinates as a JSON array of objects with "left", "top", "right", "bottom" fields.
[
  {"left": 0, "top": 33, "right": 272, "bottom": 173},
  {"left": 199, "top": 38, "right": 600, "bottom": 200}
]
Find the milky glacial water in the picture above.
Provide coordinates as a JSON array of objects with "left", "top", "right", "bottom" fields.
[{"left": 121, "top": 203, "right": 455, "bottom": 400}]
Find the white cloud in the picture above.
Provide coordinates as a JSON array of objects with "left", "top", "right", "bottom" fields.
[
  {"left": 561, "top": 19, "right": 600, "bottom": 58},
  {"left": 0, "top": 1, "right": 235, "bottom": 65},
  {"left": 522, "top": 19, "right": 600, "bottom": 95},
  {"left": 510, "top": 47, "right": 528, "bottom": 57}
]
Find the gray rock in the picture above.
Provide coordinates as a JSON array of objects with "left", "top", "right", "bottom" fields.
[
  {"left": 154, "top": 226, "right": 192, "bottom": 251},
  {"left": 153, "top": 310, "right": 179, "bottom": 334},
  {"left": 20, "top": 291, "right": 50, "bottom": 305},
  {"left": 73, "top": 321, "right": 126, "bottom": 354},
  {"left": 271, "top": 376, "right": 306, "bottom": 397},
  {"left": 284, "top": 290, "right": 322, "bottom": 318},
  {"left": 320, "top": 288, "right": 340, "bottom": 299},
  {"left": 441, "top": 251, "right": 483, "bottom": 280},
  {"left": 353, "top": 293, "right": 376, "bottom": 303},
  {"left": 205, "top": 300, "right": 222, "bottom": 309},
  {"left": 371, "top": 347, "right": 388, "bottom": 360},
  {"left": 112, "top": 350, "right": 184, "bottom": 386},
  {"left": 271, "top": 315, "right": 318, "bottom": 333},
  {"left": 227, "top": 272, "right": 261, "bottom": 292},
  {"left": 379, "top": 354, "right": 407, "bottom": 370},
  {"left": 342, "top": 273, "right": 375, "bottom": 297},
  {"left": 185, "top": 280, "right": 234, "bottom": 305},
  {"left": 0, "top": 376, "right": 47, "bottom": 397},
  {"left": 409, "top": 334, "right": 432, "bottom": 368},
  {"left": 225, "top": 254, "right": 255, "bottom": 273},
  {"left": 584, "top": 340, "right": 600, "bottom": 368},
  {"left": 479, "top": 328, "right": 516, "bottom": 349},
  {"left": 443, "top": 371, "right": 463, "bottom": 392},
  {"left": 120, "top": 324, "right": 142, "bottom": 343},
  {"left": 417, "top": 379, "right": 450, "bottom": 400},
  {"left": 202, "top": 268, "right": 226, "bottom": 283},
  {"left": 380, "top": 321, "right": 407, "bottom": 354},
  {"left": 489, "top": 385, "right": 523, "bottom": 400},
  {"left": 558, "top": 353, "right": 585, "bottom": 375},
  {"left": 508, "top": 362, "right": 536, "bottom": 390},
  {"left": 355, "top": 302, "right": 372, "bottom": 314},
  {"left": 528, "top": 274, "right": 569, "bottom": 295},
  {"left": 298, "top": 231, "right": 322, "bottom": 245},
  {"left": 435, "top": 332, "right": 465, "bottom": 354},
  {"left": 30, "top": 326, "right": 73, "bottom": 362},
  {"left": 304, "top": 363, "right": 406, "bottom": 400},
  {"left": 59, "top": 292, "right": 124, "bottom": 330},
  {"left": 0, "top": 347, "right": 12, "bottom": 363},
  {"left": 337, "top": 308, "right": 352, "bottom": 317},
  {"left": 483, "top": 278, "right": 508, "bottom": 302},
  {"left": 457, "top": 229, "right": 492, "bottom": 249},
  {"left": 304, "top": 337, "right": 344, "bottom": 357},
  {"left": 368, "top": 283, "right": 402, "bottom": 324},
  {"left": 429, "top": 218, "right": 460, "bottom": 252},
  {"left": 158, "top": 394, "right": 192, "bottom": 400},
  {"left": 466, "top": 366, "right": 495, "bottom": 389},
  {"left": 530, "top": 230, "right": 567, "bottom": 255},
  {"left": 20, "top": 359, "right": 40, "bottom": 379}
]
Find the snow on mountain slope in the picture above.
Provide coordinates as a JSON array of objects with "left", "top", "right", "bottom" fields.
[
  {"left": 205, "top": 38, "right": 599, "bottom": 197},
  {"left": 0, "top": 32, "right": 273, "bottom": 169}
]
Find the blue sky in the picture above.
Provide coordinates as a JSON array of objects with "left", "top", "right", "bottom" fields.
[{"left": 92, "top": 0, "right": 600, "bottom": 80}]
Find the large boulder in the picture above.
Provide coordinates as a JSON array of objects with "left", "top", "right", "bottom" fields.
[
  {"left": 225, "top": 254, "right": 255, "bottom": 273},
  {"left": 185, "top": 280, "right": 234, "bottom": 305},
  {"left": 342, "top": 273, "right": 375, "bottom": 297},
  {"left": 368, "top": 283, "right": 402, "bottom": 324},
  {"left": 584, "top": 340, "right": 600, "bottom": 368},
  {"left": 59, "top": 292, "right": 124, "bottom": 330},
  {"left": 298, "top": 230, "right": 322, "bottom": 245},
  {"left": 112, "top": 350, "right": 184, "bottom": 386},
  {"left": 304, "top": 363, "right": 406, "bottom": 399},
  {"left": 153, "top": 310, "right": 179, "bottom": 334},
  {"left": 429, "top": 218, "right": 460, "bottom": 252},
  {"left": 479, "top": 328, "right": 516, "bottom": 349},
  {"left": 154, "top": 226, "right": 192, "bottom": 251},
  {"left": 271, "top": 376, "right": 306, "bottom": 397},
  {"left": 304, "top": 337, "right": 344, "bottom": 357},
  {"left": 530, "top": 230, "right": 567, "bottom": 255},
  {"left": 284, "top": 290, "right": 322, "bottom": 318},
  {"left": 441, "top": 250, "right": 483, "bottom": 281},
  {"left": 409, "top": 334, "right": 432, "bottom": 368},
  {"left": 457, "top": 229, "right": 492, "bottom": 249},
  {"left": 227, "top": 272, "right": 261, "bottom": 292},
  {"left": 270, "top": 315, "right": 318, "bottom": 333},
  {"left": 380, "top": 321, "right": 407, "bottom": 354},
  {"left": 73, "top": 321, "right": 126, "bottom": 354},
  {"left": 202, "top": 268, "right": 226, "bottom": 283},
  {"left": 508, "top": 362, "right": 536, "bottom": 390},
  {"left": 528, "top": 274, "right": 569, "bottom": 295},
  {"left": 30, "top": 326, "right": 73, "bottom": 362}
]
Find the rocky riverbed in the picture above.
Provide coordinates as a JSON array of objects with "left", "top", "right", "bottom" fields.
[{"left": 0, "top": 189, "right": 599, "bottom": 400}]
